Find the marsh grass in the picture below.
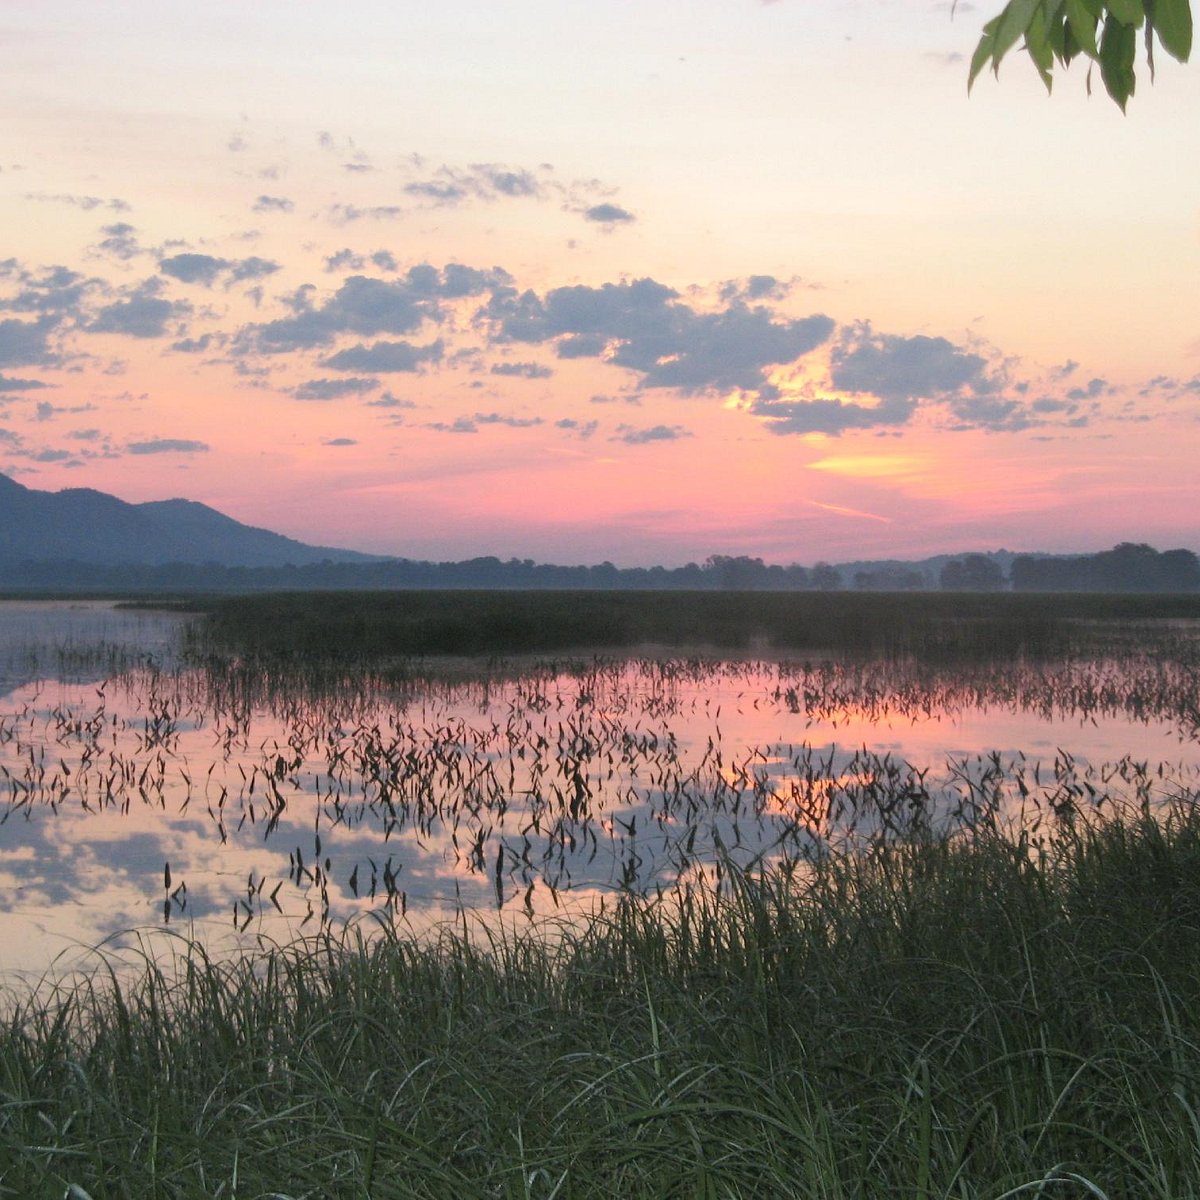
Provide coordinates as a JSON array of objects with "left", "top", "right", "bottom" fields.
[
  {"left": 184, "top": 589, "right": 1200, "bottom": 673},
  {"left": 5, "top": 801, "right": 1200, "bottom": 1198}
]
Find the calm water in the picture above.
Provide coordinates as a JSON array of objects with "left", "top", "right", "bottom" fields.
[{"left": 1, "top": 601, "right": 1198, "bottom": 979}]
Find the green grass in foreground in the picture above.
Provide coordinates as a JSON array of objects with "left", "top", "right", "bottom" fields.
[{"left": 5, "top": 803, "right": 1200, "bottom": 1197}]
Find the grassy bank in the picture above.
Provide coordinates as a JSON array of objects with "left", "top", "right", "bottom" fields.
[
  {"left": 5, "top": 802, "right": 1200, "bottom": 1198},
  {"left": 183, "top": 589, "right": 1200, "bottom": 668}
]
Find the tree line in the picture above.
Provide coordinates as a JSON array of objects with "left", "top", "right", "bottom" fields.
[{"left": 1, "top": 543, "right": 1196, "bottom": 594}]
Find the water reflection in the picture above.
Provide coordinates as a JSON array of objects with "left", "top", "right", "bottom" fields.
[{"left": 2, "top": 626, "right": 1199, "bottom": 978}]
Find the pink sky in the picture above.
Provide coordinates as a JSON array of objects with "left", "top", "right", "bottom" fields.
[{"left": 2, "top": 0, "right": 1198, "bottom": 566}]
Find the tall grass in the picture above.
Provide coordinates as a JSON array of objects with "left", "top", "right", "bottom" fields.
[{"left": 5, "top": 800, "right": 1200, "bottom": 1197}]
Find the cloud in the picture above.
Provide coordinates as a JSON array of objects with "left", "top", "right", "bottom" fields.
[
  {"left": 159, "top": 253, "right": 227, "bottom": 286},
  {"left": 170, "top": 333, "right": 218, "bottom": 353},
  {"left": 325, "top": 249, "right": 365, "bottom": 272},
  {"left": 428, "top": 411, "right": 542, "bottom": 433},
  {"left": 945, "top": 395, "right": 1041, "bottom": 432},
  {"left": 830, "top": 325, "right": 991, "bottom": 400},
  {"left": 25, "top": 192, "right": 130, "bottom": 213},
  {"left": 583, "top": 203, "right": 635, "bottom": 224},
  {"left": 227, "top": 256, "right": 279, "bottom": 283},
  {"left": 0, "top": 316, "right": 60, "bottom": 367},
  {"left": 472, "top": 411, "right": 542, "bottom": 427},
  {"left": 237, "top": 266, "right": 506, "bottom": 354},
  {"left": 0, "top": 374, "right": 50, "bottom": 392},
  {"left": 613, "top": 423, "right": 691, "bottom": 444},
  {"left": 159, "top": 253, "right": 279, "bottom": 287},
  {"left": 555, "top": 417, "right": 598, "bottom": 439},
  {"left": 323, "top": 437, "right": 357, "bottom": 446},
  {"left": 1066, "top": 377, "right": 1109, "bottom": 401},
  {"left": 490, "top": 361, "right": 553, "bottom": 379},
  {"left": 5, "top": 265, "right": 98, "bottom": 315},
  {"left": 329, "top": 204, "right": 406, "bottom": 223},
  {"left": 718, "top": 274, "right": 789, "bottom": 303},
  {"left": 94, "top": 223, "right": 142, "bottom": 261},
  {"left": 126, "top": 438, "right": 209, "bottom": 454},
  {"left": 320, "top": 339, "right": 443, "bottom": 373},
  {"left": 404, "top": 163, "right": 545, "bottom": 208},
  {"left": 291, "top": 377, "right": 379, "bottom": 401},
  {"left": 751, "top": 394, "right": 917, "bottom": 436},
  {"left": 487, "top": 277, "right": 833, "bottom": 395},
  {"left": 88, "top": 280, "right": 191, "bottom": 339},
  {"left": 427, "top": 416, "right": 479, "bottom": 434},
  {"left": 365, "top": 392, "right": 416, "bottom": 409},
  {"left": 252, "top": 195, "right": 294, "bottom": 214}
]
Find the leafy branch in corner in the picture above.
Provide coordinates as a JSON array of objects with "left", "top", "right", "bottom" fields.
[{"left": 967, "top": 0, "right": 1193, "bottom": 109}]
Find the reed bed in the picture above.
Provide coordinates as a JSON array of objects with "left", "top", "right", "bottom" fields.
[
  {"left": 4, "top": 800, "right": 1200, "bottom": 1197},
  {"left": 183, "top": 589, "right": 1200, "bottom": 668}
]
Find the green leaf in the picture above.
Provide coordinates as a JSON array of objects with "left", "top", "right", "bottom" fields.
[
  {"left": 1147, "top": 0, "right": 1194, "bottom": 59},
  {"left": 994, "top": 0, "right": 1044, "bottom": 64},
  {"left": 969, "top": 15, "right": 1003, "bottom": 86},
  {"left": 1064, "top": 0, "right": 1101, "bottom": 54},
  {"left": 1106, "top": 0, "right": 1146, "bottom": 26},
  {"left": 1025, "top": 6, "right": 1057, "bottom": 84},
  {"left": 1099, "top": 13, "right": 1138, "bottom": 106}
]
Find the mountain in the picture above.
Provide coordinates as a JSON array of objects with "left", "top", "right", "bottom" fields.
[{"left": 0, "top": 474, "right": 380, "bottom": 568}]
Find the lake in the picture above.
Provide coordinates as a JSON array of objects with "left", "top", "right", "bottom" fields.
[{"left": 1, "top": 599, "right": 1198, "bottom": 980}]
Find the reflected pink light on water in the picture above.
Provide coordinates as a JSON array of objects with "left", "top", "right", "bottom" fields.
[{"left": 2, "top": 620, "right": 1199, "bottom": 979}]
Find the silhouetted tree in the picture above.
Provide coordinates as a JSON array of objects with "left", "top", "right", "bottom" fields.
[{"left": 940, "top": 554, "right": 1005, "bottom": 592}]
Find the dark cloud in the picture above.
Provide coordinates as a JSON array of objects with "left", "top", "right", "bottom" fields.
[
  {"left": 555, "top": 417, "right": 598, "bottom": 439},
  {"left": 1030, "top": 396, "right": 1079, "bottom": 414},
  {"left": 583, "top": 203, "right": 635, "bottom": 224},
  {"left": 323, "top": 437, "right": 357, "bottom": 446},
  {"left": 95, "top": 223, "right": 142, "bottom": 261},
  {"left": 321, "top": 339, "right": 443, "bottom": 373},
  {"left": 490, "top": 361, "right": 553, "bottom": 379},
  {"left": 472, "top": 411, "right": 542, "bottom": 427},
  {"left": 228, "top": 257, "right": 279, "bottom": 283},
  {"left": 1066, "top": 377, "right": 1109, "bottom": 401},
  {"left": 159, "top": 253, "right": 279, "bottom": 287},
  {"left": 160, "top": 253, "right": 227, "bottom": 286},
  {"left": 88, "top": 280, "right": 190, "bottom": 339},
  {"left": 945, "top": 395, "right": 1040, "bottom": 432},
  {"left": 126, "top": 438, "right": 209, "bottom": 454},
  {"left": 555, "top": 333, "right": 607, "bottom": 359},
  {"left": 830, "top": 325, "right": 990, "bottom": 400},
  {"left": 325, "top": 249, "right": 365, "bottom": 272},
  {"left": 252, "top": 195, "right": 294, "bottom": 213},
  {"left": 170, "top": 333, "right": 218, "bottom": 353},
  {"left": 613, "top": 423, "right": 691, "bottom": 444},
  {"left": 365, "top": 392, "right": 416, "bottom": 409},
  {"left": 428, "top": 411, "right": 542, "bottom": 434},
  {"left": 0, "top": 316, "right": 60, "bottom": 367},
  {"left": 238, "top": 266, "right": 504, "bottom": 354},
  {"left": 427, "top": 416, "right": 478, "bottom": 434},
  {"left": 5, "top": 265, "right": 97, "bottom": 315},
  {"left": 33, "top": 400, "right": 93, "bottom": 421},
  {"left": 0, "top": 373, "right": 50, "bottom": 391},
  {"left": 404, "top": 163, "right": 545, "bottom": 208},
  {"left": 487, "top": 278, "right": 833, "bottom": 395},
  {"left": 292, "top": 377, "right": 379, "bottom": 401},
  {"left": 751, "top": 394, "right": 916, "bottom": 436},
  {"left": 371, "top": 250, "right": 399, "bottom": 272},
  {"left": 719, "top": 274, "right": 788, "bottom": 303}
]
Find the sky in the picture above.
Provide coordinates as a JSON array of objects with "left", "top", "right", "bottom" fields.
[{"left": 2, "top": 0, "right": 1198, "bottom": 567}]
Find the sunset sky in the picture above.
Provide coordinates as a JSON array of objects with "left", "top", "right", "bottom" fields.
[{"left": 3, "top": 0, "right": 1198, "bottom": 567}]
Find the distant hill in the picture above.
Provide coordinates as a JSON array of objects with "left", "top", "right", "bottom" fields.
[{"left": 0, "top": 474, "right": 380, "bottom": 568}]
